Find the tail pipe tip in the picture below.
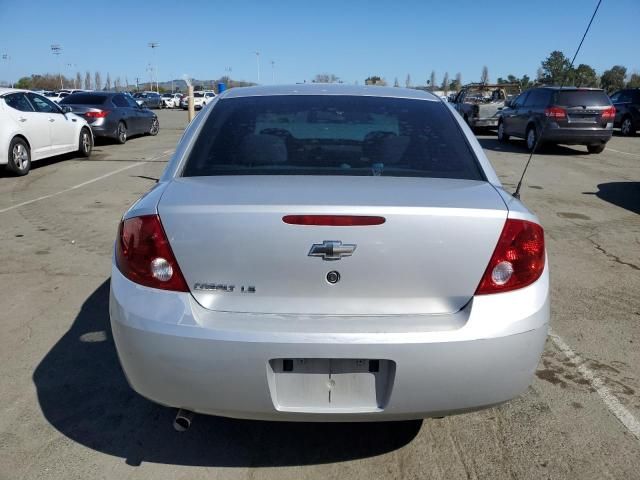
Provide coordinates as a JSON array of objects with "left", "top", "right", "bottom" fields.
[{"left": 173, "top": 408, "right": 195, "bottom": 432}]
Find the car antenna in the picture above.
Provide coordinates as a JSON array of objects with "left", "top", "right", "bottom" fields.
[{"left": 513, "top": 0, "right": 603, "bottom": 199}]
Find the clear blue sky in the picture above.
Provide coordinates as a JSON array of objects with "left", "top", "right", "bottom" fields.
[{"left": 0, "top": 0, "right": 638, "bottom": 87}]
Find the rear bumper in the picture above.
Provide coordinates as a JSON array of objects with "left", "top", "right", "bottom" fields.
[
  {"left": 471, "top": 118, "right": 499, "bottom": 128},
  {"left": 542, "top": 127, "right": 612, "bottom": 145},
  {"left": 110, "top": 264, "right": 549, "bottom": 421},
  {"left": 87, "top": 119, "right": 118, "bottom": 139}
]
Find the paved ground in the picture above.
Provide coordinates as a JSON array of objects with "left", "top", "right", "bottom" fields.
[{"left": 0, "top": 110, "right": 638, "bottom": 479}]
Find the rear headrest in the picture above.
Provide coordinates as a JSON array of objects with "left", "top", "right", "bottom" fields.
[
  {"left": 238, "top": 134, "right": 287, "bottom": 166},
  {"left": 368, "top": 135, "right": 410, "bottom": 165}
]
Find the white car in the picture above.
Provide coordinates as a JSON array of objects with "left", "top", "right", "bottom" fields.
[
  {"left": 161, "top": 93, "right": 183, "bottom": 108},
  {"left": 180, "top": 90, "right": 216, "bottom": 110},
  {"left": 0, "top": 88, "right": 93, "bottom": 176},
  {"left": 45, "top": 91, "right": 70, "bottom": 103}
]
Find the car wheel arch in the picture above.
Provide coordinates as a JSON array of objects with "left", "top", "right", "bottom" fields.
[{"left": 11, "top": 134, "right": 31, "bottom": 152}]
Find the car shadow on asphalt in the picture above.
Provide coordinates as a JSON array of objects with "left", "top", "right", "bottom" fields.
[
  {"left": 33, "top": 280, "right": 421, "bottom": 467},
  {"left": 0, "top": 153, "right": 81, "bottom": 178},
  {"left": 584, "top": 182, "right": 640, "bottom": 215},
  {"left": 478, "top": 137, "right": 588, "bottom": 156}
]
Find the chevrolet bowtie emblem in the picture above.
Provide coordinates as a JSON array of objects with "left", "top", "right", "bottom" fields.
[{"left": 308, "top": 240, "right": 357, "bottom": 261}]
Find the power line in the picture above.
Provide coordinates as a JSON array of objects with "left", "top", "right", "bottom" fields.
[{"left": 513, "top": 0, "right": 603, "bottom": 199}]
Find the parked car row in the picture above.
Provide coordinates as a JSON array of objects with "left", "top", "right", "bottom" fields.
[
  {"left": 1, "top": 88, "right": 159, "bottom": 175},
  {"left": 450, "top": 86, "right": 638, "bottom": 153}
]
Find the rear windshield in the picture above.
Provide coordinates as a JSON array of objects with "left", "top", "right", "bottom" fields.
[
  {"left": 60, "top": 94, "right": 108, "bottom": 105},
  {"left": 553, "top": 90, "right": 610, "bottom": 107},
  {"left": 182, "top": 95, "right": 484, "bottom": 180},
  {"left": 194, "top": 92, "right": 204, "bottom": 97}
]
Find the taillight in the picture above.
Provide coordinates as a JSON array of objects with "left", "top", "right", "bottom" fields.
[
  {"left": 283, "top": 215, "right": 386, "bottom": 226},
  {"left": 84, "top": 110, "right": 109, "bottom": 118},
  {"left": 544, "top": 106, "right": 566, "bottom": 119},
  {"left": 115, "top": 215, "right": 188, "bottom": 292},
  {"left": 601, "top": 106, "right": 616, "bottom": 121},
  {"left": 475, "top": 219, "right": 545, "bottom": 295}
]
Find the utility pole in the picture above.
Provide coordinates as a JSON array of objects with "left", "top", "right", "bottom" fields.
[
  {"left": 253, "top": 51, "right": 260, "bottom": 83},
  {"left": 148, "top": 42, "right": 159, "bottom": 92},
  {"left": 51, "top": 44, "right": 63, "bottom": 89},
  {"left": 1, "top": 54, "right": 11, "bottom": 87},
  {"left": 270, "top": 60, "right": 275, "bottom": 83},
  {"left": 135, "top": 77, "right": 140, "bottom": 92}
]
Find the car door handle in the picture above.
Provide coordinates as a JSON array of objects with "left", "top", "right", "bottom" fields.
[
  {"left": 49, "top": 118, "right": 55, "bottom": 122},
  {"left": 19, "top": 117, "right": 27, "bottom": 122}
]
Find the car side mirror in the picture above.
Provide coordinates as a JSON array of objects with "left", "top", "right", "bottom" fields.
[
  {"left": 504, "top": 100, "right": 513, "bottom": 108},
  {"left": 60, "top": 105, "right": 72, "bottom": 113}
]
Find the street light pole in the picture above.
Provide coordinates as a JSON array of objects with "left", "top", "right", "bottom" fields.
[
  {"left": 51, "top": 44, "right": 63, "bottom": 89},
  {"left": 148, "top": 42, "right": 159, "bottom": 92}
]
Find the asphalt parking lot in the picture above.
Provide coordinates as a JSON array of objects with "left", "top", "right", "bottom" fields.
[{"left": 0, "top": 109, "right": 638, "bottom": 480}]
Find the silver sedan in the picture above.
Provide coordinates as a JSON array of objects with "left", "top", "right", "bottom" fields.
[{"left": 110, "top": 84, "right": 549, "bottom": 425}]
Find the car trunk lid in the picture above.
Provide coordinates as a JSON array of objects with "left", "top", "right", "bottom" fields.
[{"left": 158, "top": 176, "right": 508, "bottom": 316}]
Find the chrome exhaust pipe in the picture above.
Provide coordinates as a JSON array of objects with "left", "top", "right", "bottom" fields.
[{"left": 173, "top": 409, "right": 195, "bottom": 432}]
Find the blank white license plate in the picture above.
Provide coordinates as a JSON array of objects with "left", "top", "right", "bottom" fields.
[{"left": 269, "top": 358, "right": 395, "bottom": 411}]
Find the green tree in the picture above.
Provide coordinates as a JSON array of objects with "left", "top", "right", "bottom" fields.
[
  {"left": 405, "top": 74, "right": 411, "bottom": 88},
  {"left": 94, "top": 71, "right": 102, "bottom": 91},
  {"left": 627, "top": 73, "right": 640, "bottom": 88},
  {"left": 365, "top": 76, "right": 386, "bottom": 86},
  {"left": 573, "top": 64, "right": 599, "bottom": 87},
  {"left": 393, "top": 77, "right": 399, "bottom": 87},
  {"left": 520, "top": 74, "right": 532, "bottom": 89},
  {"left": 600, "top": 65, "right": 627, "bottom": 93},
  {"left": 15, "top": 77, "right": 32, "bottom": 89},
  {"left": 105, "top": 73, "right": 112, "bottom": 91},
  {"left": 455, "top": 72, "right": 462, "bottom": 90},
  {"left": 84, "top": 71, "right": 91, "bottom": 90},
  {"left": 430, "top": 70, "right": 436, "bottom": 91},
  {"left": 313, "top": 73, "right": 339, "bottom": 83},
  {"left": 541, "top": 50, "right": 571, "bottom": 85}
]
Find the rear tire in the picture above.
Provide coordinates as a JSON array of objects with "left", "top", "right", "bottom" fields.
[
  {"left": 525, "top": 125, "right": 539, "bottom": 152},
  {"left": 7, "top": 137, "right": 31, "bottom": 176},
  {"left": 497, "top": 121, "right": 509, "bottom": 142},
  {"left": 587, "top": 144, "right": 605, "bottom": 154},
  {"left": 116, "top": 122, "right": 127, "bottom": 144},
  {"left": 620, "top": 117, "right": 636, "bottom": 136},
  {"left": 148, "top": 117, "right": 159, "bottom": 136},
  {"left": 78, "top": 127, "right": 92, "bottom": 158}
]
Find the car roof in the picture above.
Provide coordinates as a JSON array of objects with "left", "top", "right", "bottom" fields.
[
  {"left": 537, "top": 86, "right": 604, "bottom": 91},
  {"left": 220, "top": 84, "right": 439, "bottom": 101},
  {"left": 0, "top": 87, "right": 29, "bottom": 96},
  {"left": 66, "top": 91, "right": 117, "bottom": 96}
]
